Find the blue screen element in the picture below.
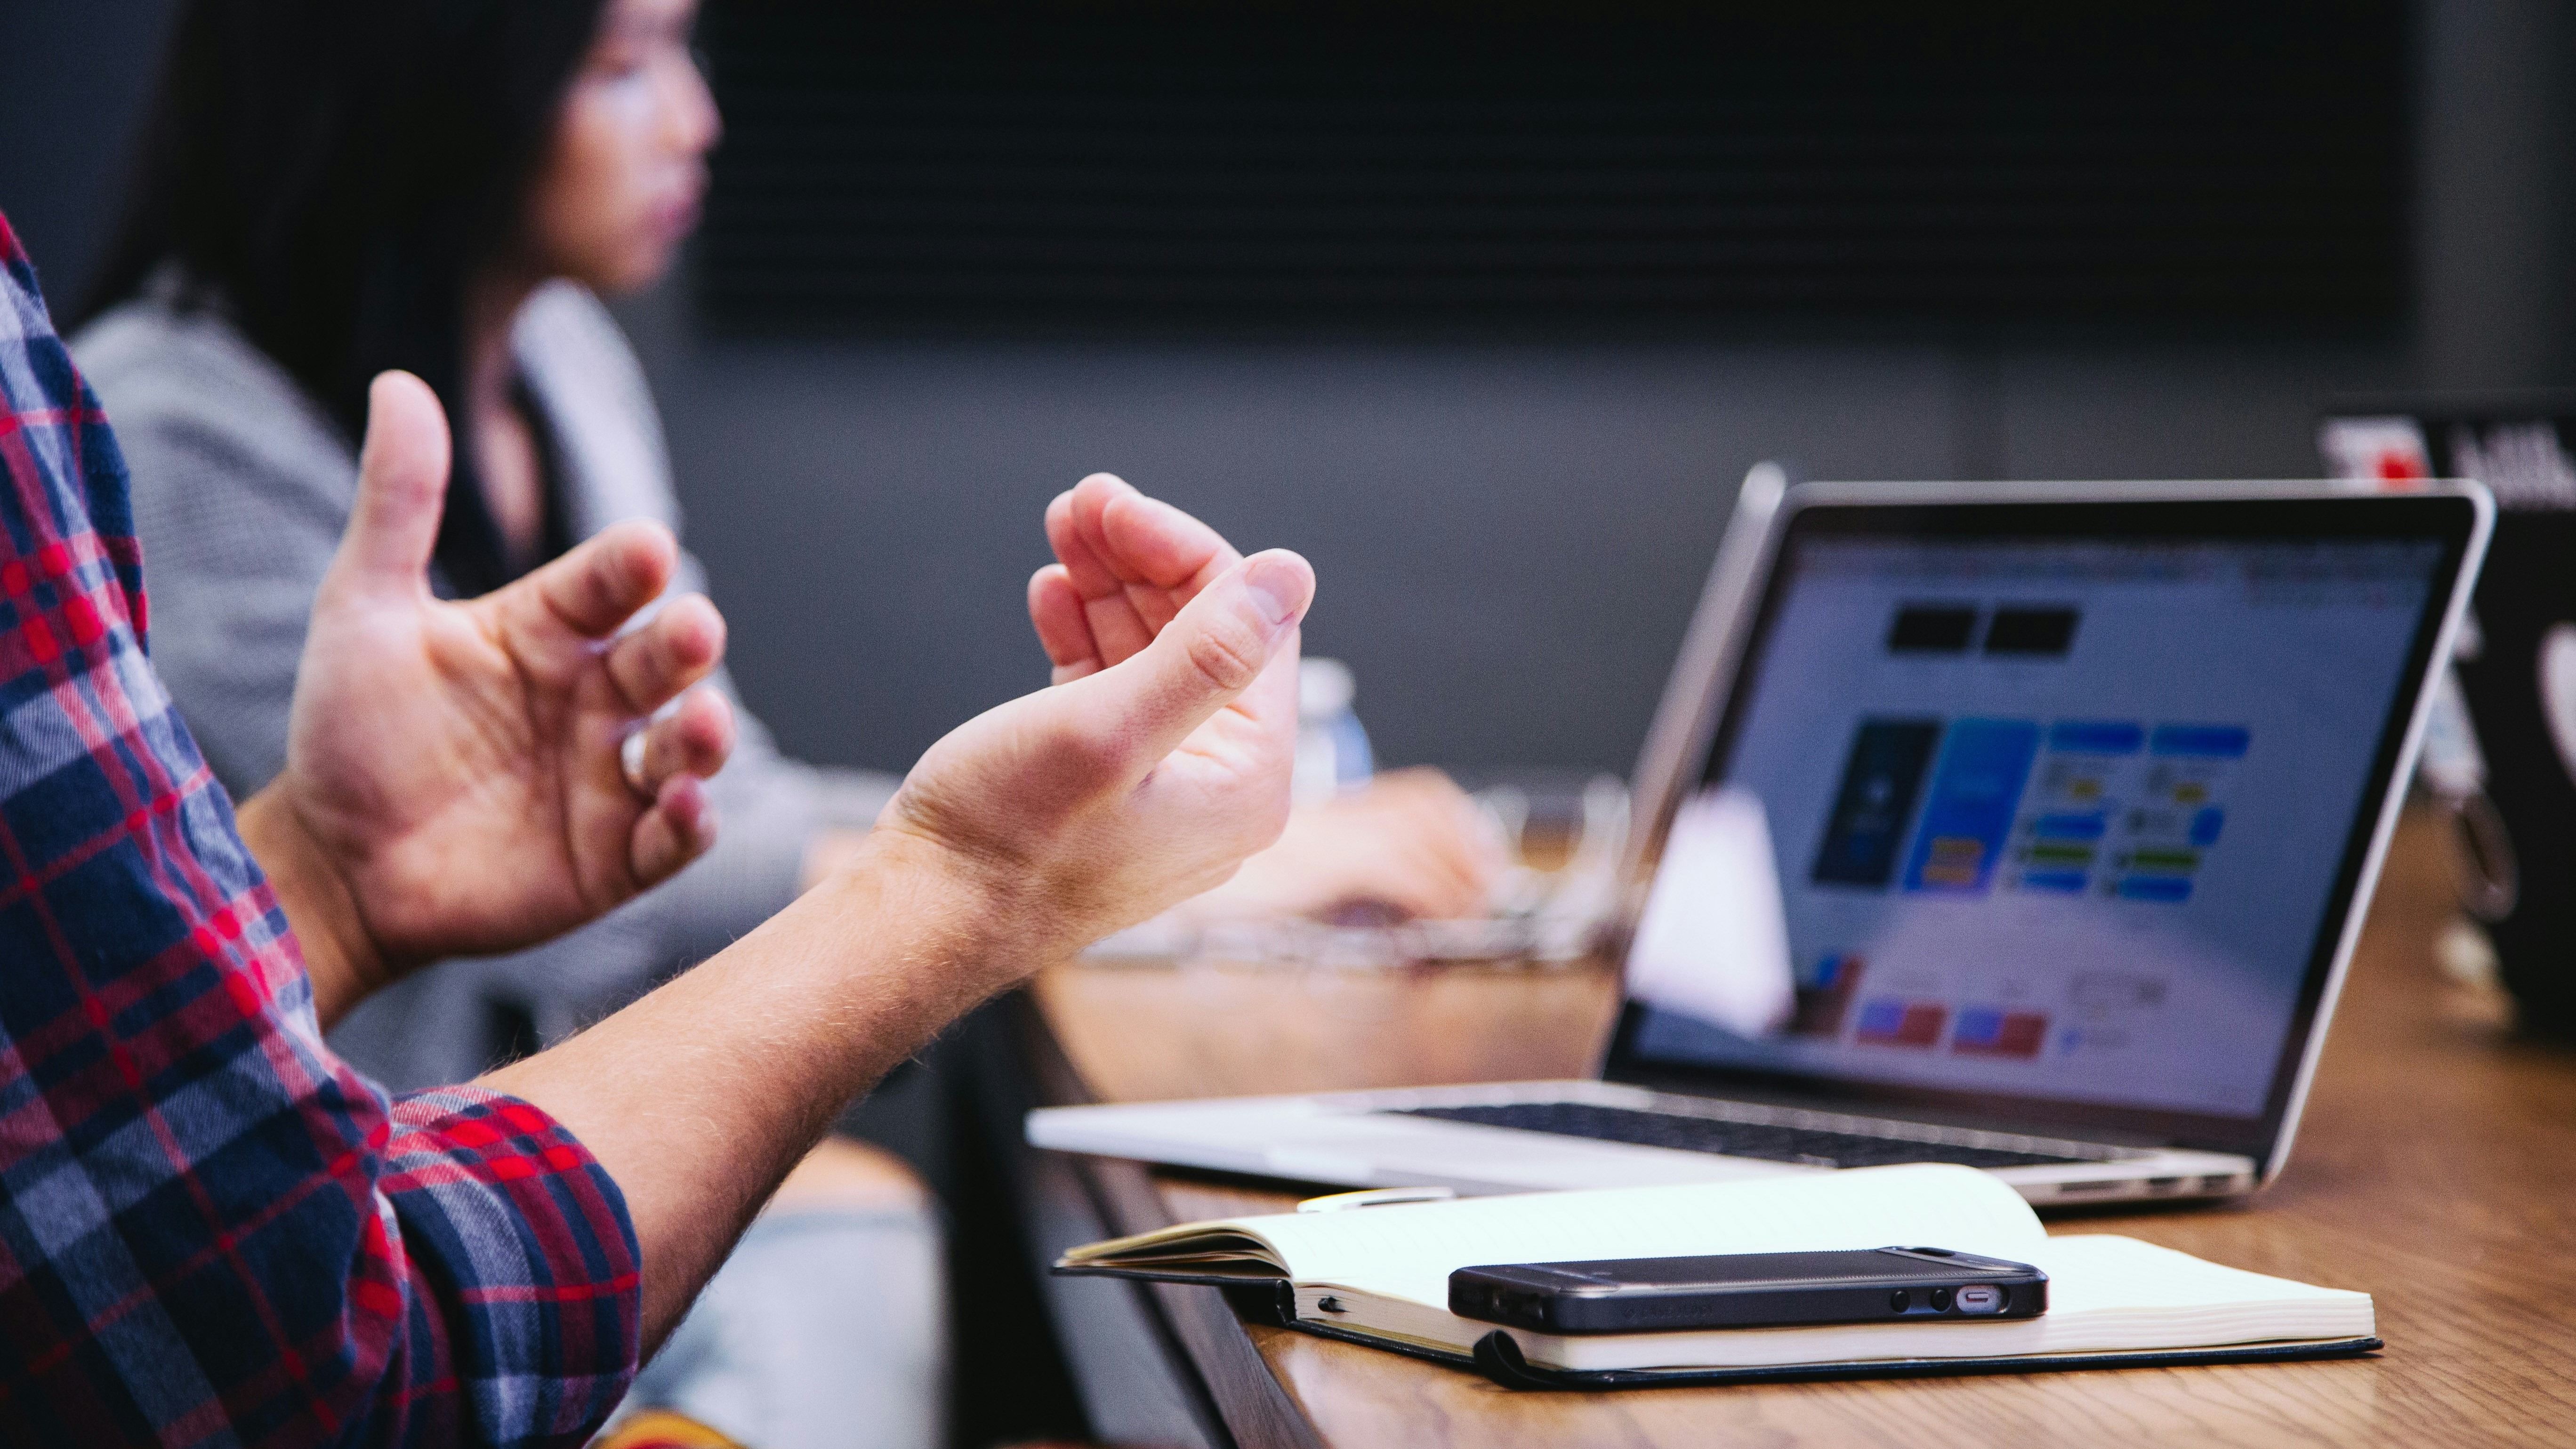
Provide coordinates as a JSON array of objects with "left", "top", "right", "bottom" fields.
[
  {"left": 1854, "top": 1000, "right": 1908, "bottom": 1035},
  {"left": 1899, "top": 719, "right": 2041, "bottom": 894},
  {"left": 2031, "top": 812, "right": 2107, "bottom": 841},
  {"left": 2151, "top": 724, "right": 2252, "bottom": 757},
  {"left": 2190, "top": 807, "right": 2227, "bottom": 846},
  {"left": 1809, "top": 719, "right": 1944, "bottom": 887},
  {"left": 1953, "top": 1007, "right": 2008, "bottom": 1045},
  {"left": 2049, "top": 720, "right": 2145, "bottom": 754}
]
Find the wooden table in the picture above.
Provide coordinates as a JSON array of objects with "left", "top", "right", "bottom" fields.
[{"left": 1015, "top": 812, "right": 2576, "bottom": 1448}]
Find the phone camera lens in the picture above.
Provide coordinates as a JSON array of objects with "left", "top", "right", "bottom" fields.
[
  {"left": 1889, "top": 1289, "right": 1909, "bottom": 1312},
  {"left": 1930, "top": 1287, "right": 1955, "bottom": 1312}
]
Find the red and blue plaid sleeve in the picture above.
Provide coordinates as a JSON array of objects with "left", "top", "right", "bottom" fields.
[{"left": 0, "top": 214, "right": 640, "bottom": 1446}]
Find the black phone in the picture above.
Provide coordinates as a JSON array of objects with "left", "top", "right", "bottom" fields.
[{"left": 1449, "top": 1246, "right": 2048, "bottom": 1334}]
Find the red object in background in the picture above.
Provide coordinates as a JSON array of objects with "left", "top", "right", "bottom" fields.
[{"left": 2376, "top": 450, "right": 2428, "bottom": 483}]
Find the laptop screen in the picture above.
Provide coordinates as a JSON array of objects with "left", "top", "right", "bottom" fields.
[{"left": 1610, "top": 497, "right": 2472, "bottom": 1151}]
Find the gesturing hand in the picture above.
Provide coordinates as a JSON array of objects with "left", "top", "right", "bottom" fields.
[
  {"left": 872, "top": 473, "right": 1313, "bottom": 968},
  {"left": 238, "top": 373, "right": 735, "bottom": 1023},
  {"left": 1033, "top": 476, "right": 1502, "bottom": 926}
]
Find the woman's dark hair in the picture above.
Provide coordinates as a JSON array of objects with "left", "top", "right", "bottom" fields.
[{"left": 80, "top": 0, "right": 612, "bottom": 596}]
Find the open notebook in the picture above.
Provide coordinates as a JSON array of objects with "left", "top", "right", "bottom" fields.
[{"left": 1056, "top": 1165, "right": 2376, "bottom": 1387}]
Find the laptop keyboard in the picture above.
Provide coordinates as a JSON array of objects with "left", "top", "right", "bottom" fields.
[{"left": 1385, "top": 1101, "right": 2098, "bottom": 1170}]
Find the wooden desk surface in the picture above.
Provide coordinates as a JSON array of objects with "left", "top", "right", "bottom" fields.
[{"left": 1031, "top": 813, "right": 2576, "bottom": 1448}]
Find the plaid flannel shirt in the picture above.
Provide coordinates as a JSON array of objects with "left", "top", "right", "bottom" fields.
[{"left": 0, "top": 215, "right": 640, "bottom": 1445}]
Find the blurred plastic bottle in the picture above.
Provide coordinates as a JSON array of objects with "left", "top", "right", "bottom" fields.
[{"left": 1293, "top": 658, "right": 1374, "bottom": 804}]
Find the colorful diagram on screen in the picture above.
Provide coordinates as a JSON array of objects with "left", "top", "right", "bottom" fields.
[
  {"left": 1899, "top": 719, "right": 2041, "bottom": 894},
  {"left": 2103, "top": 724, "right": 2247, "bottom": 904},
  {"left": 2003, "top": 720, "right": 2142, "bottom": 896},
  {"left": 1792, "top": 714, "right": 2250, "bottom": 1065},
  {"left": 1997, "top": 719, "right": 2247, "bottom": 904},
  {"left": 1811, "top": 715, "right": 2248, "bottom": 909}
]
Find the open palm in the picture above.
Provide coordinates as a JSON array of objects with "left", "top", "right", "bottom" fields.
[{"left": 270, "top": 373, "right": 734, "bottom": 984}]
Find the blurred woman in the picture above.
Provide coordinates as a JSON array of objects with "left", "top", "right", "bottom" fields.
[{"left": 74, "top": 0, "right": 1497, "bottom": 1442}]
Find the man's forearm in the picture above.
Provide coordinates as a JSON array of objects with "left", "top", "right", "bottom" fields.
[
  {"left": 235, "top": 788, "right": 386, "bottom": 1030},
  {"left": 480, "top": 827, "right": 1021, "bottom": 1345}
]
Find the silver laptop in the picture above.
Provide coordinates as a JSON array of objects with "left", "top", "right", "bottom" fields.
[{"left": 1030, "top": 476, "right": 2492, "bottom": 1206}]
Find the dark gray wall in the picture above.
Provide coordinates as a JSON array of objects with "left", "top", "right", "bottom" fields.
[
  {"left": 2418, "top": 0, "right": 2576, "bottom": 388},
  {"left": 7, "top": 0, "right": 2572, "bottom": 779},
  {"left": 0, "top": 0, "right": 174, "bottom": 310}
]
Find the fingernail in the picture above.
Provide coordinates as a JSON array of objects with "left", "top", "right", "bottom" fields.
[{"left": 1243, "top": 552, "right": 1310, "bottom": 628}]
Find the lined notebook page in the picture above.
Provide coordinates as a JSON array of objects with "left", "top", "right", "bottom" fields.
[{"left": 1240, "top": 1163, "right": 2045, "bottom": 1307}]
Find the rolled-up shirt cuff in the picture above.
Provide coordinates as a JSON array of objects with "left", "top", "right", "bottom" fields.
[{"left": 378, "top": 1086, "right": 643, "bottom": 1439}]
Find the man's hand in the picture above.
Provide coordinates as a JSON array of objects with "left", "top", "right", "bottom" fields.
[
  {"left": 238, "top": 372, "right": 735, "bottom": 1024},
  {"left": 1031, "top": 474, "right": 1501, "bottom": 926},
  {"left": 869, "top": 473, "right": 1313, "bottom": 968}
]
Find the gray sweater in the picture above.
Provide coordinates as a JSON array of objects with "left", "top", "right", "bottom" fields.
[{"left": 75, "top": 280, "right": 898, "bottom": 1089}]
